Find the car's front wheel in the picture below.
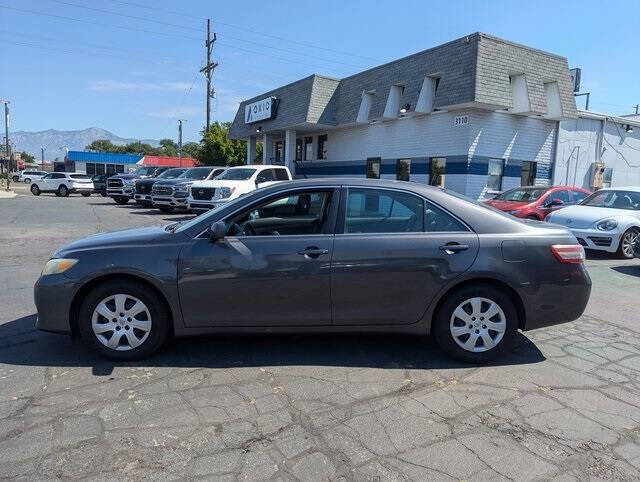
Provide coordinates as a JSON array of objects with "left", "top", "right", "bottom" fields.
[
  {"left": 433, "top": 285, "right": 518, "bottom": 363},
  {"left": 58, "top": 185, "right": 69, "bottom": 197},
  {"left": 30, "top": 184, "right": 40, "bottom": 196},
  {"left": 114, "top": 197, "right": 129, "bottom": 205},
  {"left": 24, "top": 178, "right": 31, "bottom": 184},
  {"left": 12, "top": 175, "right": 19, "bottom": 182},
  {"left": 81, "top": 192, "right": 91, "bottom": 197},
  {"left": 159, "top": 206, "right": 174, "bottom": 213},
  {"left": 618, "top": 228, "right": 639, "bottom": 259},
  {"left": 79, "top": 280, "right": 170, "bottom": 360}
]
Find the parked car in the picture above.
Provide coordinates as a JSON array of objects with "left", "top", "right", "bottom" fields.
[
  {"left": 134, "top": 168, "right": 188, "bottom": 207},
  {"left": 546, "top": 187, "right": 640, "bottom": 259},
  {"left": 30, "top": 172, "right": 94, "bottom": 197},
  {"left": 484, "top": 186, "right": 591, "bottom": 220},
  {"left": 188, "top": 165, "right": 292, "bottom": 213},
  {"left": 106, "top": 167, "right": 167, "bottom": 205},
  {"left": 34, "top": 178, "right": 591, "bottom": 363},
  {"left": 91, "top": 174, "right": 112, "bottom": 197},
  {"left": 151, "top": 167, "right": 225, "bottom": 213},
  {"left": 19, "top": 170, "right": 49, "bottom": 184}
]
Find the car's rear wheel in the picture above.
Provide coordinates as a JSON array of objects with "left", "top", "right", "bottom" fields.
[
  {"left": 79, "top": 280, "right": 170, "bottom": 361},
  {"left": 114, "top": 197, "right": 129, "bottom": 205},
  {"left": 58, "top": 185, "right": 69, "bottom": 197},
  {"left": 12, "top": 175, "right": 19, "bottom": 182},
  {"left": 30, "top": 184, "right": 40, "bottom": 196},
  {"left": 433, "top": 285, "right": 518, "bottom": 363},
  {"left": 24, "top": 178, "right": 31, "bottom": 184},
  {"left": 618, "top": 228, "right": 639, "bottom": 259}
]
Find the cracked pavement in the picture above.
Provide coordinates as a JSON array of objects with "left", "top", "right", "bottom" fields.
[{"left": 1, "top": 185, "right": 640, "bottom": 480}]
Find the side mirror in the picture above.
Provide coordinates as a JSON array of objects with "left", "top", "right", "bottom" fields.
[
  {"left": 549, "top": 198, "right": 564, "bottom": 207},
  {"left": 207, "top": 221, "right": 226, "bottom": 241}
]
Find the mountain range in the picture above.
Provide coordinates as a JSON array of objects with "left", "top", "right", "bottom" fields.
[{"left": 9, "top": 128, "right": 159, "bottom": 159}]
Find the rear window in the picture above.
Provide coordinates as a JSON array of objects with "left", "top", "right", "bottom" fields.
[{"left": 70, "top": 174, "right": 90, "bottom": 179}]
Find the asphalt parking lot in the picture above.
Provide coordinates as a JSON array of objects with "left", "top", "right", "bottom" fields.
[{"left": 1, "top": 183, "right": 640, "bottom": 480}]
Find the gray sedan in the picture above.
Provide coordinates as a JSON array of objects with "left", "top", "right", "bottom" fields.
[{"left": 34, "top": 179, "right": 591, "bottom": 363}]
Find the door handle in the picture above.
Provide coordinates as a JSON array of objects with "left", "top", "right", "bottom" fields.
[
  {"left": 439, "top": 243, "right": 469, "bottom": 254},
  {"left": 297, "top": 247, "right": 329, "bottom": 258}
]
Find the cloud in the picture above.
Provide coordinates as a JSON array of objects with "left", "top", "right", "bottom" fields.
[{"left": 88, "top": 80, "right": 194, "bottom": 92}]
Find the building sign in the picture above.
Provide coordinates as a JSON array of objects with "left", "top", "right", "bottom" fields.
[
  {"left": 245, "top": 97, "right": 276, "bottom": 124},
  {"left": 570, "top": 68, "right": 581, "bottom": 93},
  {"left": 453, "top": 115, "right": 469, "bottom": 127}
]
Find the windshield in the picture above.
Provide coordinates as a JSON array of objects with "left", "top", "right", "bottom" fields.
[
  {"left": 580, "top": 190, "right": 640, "bottom": 210},
  {"left": 493, "top": 187, "right": 548, "bottom": 202},
  {"left": 133, "top": 167, "right": 157, "bottom": 176},
  {"left": 179, "top": 168, "right": 213, "bottom": 180},
  {"left": 158, "top": 168, "right": 187, "bottom": 179},
  {"left": 216, "top": 168, "right": 256, "bottom": 181}
]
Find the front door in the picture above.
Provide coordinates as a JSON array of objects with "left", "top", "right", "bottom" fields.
[
  {"left": 178, "top": 188, "right": 338, "bottom": 327},
  {"left": 331, "top": 187, "right": 479, "bottom": 325}
]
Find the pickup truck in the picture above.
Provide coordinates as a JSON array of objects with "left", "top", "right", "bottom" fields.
[
  {"left": 106, "top": 167, "right": 167, "bottom": 205},
  {"left": 188, "top": 165, "right": 292, "bottom": 213},
  {"left": 133, "top": 168, "right": 188, "bottom": 206},
  {"left": 151, "top": 166, "right": 225, "bottom": 213}
]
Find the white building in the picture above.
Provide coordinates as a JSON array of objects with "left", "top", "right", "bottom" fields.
[{"left": 230, "top": 32, "right": 579, "bottom": 200}]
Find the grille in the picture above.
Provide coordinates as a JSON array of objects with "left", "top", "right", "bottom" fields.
[
  {"left": 588, "top": 236, "right": 612, "bottom": 247},
  {"left": 153, "top": 185, "right": 173, "bottom": 196},
  {"left": 135, "top": 182, "right": 152, "bottom": 194},
  {"left": 576, "top": 237, "right": 588, "bottom": 247},
  {"left": 107, "top": 178, "right": 123, "bottom": 188},
  {"left": 191, "top": 187, "right": 215, "bottom": 200}
]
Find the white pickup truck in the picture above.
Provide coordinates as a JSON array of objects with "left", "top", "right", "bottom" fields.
[{"left": 188, "top": 165, "right": 292, "bottom": 213}]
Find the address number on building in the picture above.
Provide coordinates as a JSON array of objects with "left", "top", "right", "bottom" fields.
[{"left": 453, "top": 115, "right": 469, "bottom": 127}]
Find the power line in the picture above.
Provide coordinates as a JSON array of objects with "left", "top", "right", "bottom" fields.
[{"left": 103, "top": 0, "right": 383, "bottom": 62}]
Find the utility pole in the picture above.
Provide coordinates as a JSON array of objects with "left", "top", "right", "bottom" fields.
[
  {"left": 178, "top": 119, "right": 184, "bottom": 168},
  {"left": 2, "top": 100, "right": 9, "bottom": 191},
  {"left": 635, "top": 104, "right": 639, "bottom": 115},
  {"left": 41, "top": 146, "right": 45, "bottom": 170},
  {"left": 200, "top": 19, "right": 217, "bottom": 133}
]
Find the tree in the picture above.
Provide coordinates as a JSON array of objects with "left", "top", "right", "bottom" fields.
[
  {"left": 197, "top": 122, "right": 260, "bottom": 166},
  {"left": 20, "top": 152, "right": 36, "bottom": 163},
  {"left": 181, "top": 141, "right": 201, "bottom": 160},
  {"left": 158, "top": 138, "right": 178, "bottom": 157},
  {"left": 85, "top": 139, "right": 122, "bottom": 153}
]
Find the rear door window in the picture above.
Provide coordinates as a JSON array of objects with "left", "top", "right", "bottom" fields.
[{"left": 345, "top": 188, "right": 424, "bottom": 233}]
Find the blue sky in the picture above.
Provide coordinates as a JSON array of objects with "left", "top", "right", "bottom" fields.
[{"left": 1, "top": 0, "right": 638, "bottom": 143}]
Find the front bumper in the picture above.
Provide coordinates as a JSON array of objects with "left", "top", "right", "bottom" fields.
[
  {"left": 187, "top": 198, "right": 229, "bottom": 212},
  {"left": 152, "top": 195, "right": 189, "bottom": 208},
  {"left": 134, "top": 193, "right": 153, "bottom": 205},
  {"left": 34, "top": 274, "right": 76, "bottom": 335},
  {"left": 566, "top": 227, "right": 620, "bottom": 253},
  {"left": 107, "top": 187, "right": 133, "bottom": 198}
]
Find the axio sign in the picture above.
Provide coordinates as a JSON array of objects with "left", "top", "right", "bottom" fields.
[{"left": 245, "top": 97, "right": 276, "bottom": 124}]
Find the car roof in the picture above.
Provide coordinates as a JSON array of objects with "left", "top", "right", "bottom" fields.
[{"left": 600, "top": 186, "right": 640, "bottom": 192}]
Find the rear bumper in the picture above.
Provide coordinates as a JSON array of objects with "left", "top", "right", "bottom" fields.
[
  {"left": 520, "top": 264, "right": 592, "bottom": 331},
  {"left": 34, "top": 274, "right": 75, "bottom": 335}
]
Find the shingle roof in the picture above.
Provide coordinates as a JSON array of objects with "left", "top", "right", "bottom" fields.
[{"left": 229, "top": 32, "right": 577, "bottom": 139}]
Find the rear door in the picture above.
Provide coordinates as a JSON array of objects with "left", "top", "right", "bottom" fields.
[{"left": 331, "top": 186, "right": 479, "bottom": 325}]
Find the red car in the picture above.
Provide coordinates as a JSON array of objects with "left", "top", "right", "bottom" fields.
[{"left": 484, "top": 186, "right": 592, "bottom": 220}]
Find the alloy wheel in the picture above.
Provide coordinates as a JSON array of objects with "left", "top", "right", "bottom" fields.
[
  {"left": 621, "top": 230, "right": 638, "bottom": 258},
  {"left": 91, "top": 294, "right": 152, "bottom": 351},
  {"left": 449, "top": 297, "right": 506, "bottom": 352}
]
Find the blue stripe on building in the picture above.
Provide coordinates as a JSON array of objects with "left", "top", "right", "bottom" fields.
[{"left": 68, "top": 151, "right": 143, "bottom": 164}]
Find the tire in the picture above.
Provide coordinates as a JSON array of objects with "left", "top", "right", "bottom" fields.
[
  {"left": 30, "top": 184, "right": 40, "bottom": 196},
  {"left": 100, "top": 192, "right": 107, "bottom": 197},
  {"left": 58, "top": 185, "right": 69, "bottom": 197},
  {"left": 81, "top": 192, "right": 91, "bottom": 197},
  {"left": 79, "top": 280, "right": 170, "bottom": 361},
  {"left": 617, "top": 228, "right": 639, "bottom": 259},
  {"left": 433, "top": 284, "right": 518, "bottom": 364},
  {"left": 24, "top": 178, "right": 31, "bottom": 184},
  {"left": 12, "top": 175, "right": 19, "bottom": 182},
  {"left": 159, "top": 206, "right": 174, "bottom": 213},
  {"left": 114, "top": 197, "right": 129, "bottom": 205}
]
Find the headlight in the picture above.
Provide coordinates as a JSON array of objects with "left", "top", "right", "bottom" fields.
[
  {"left": 215, "top": 186, "right": 236, "bottom": 199},
  {"left": 174, "top": 184, "right": 190, "bottom": 192},
  {"left": 596, "top": 219, "right": 618, "bottom": 231},
  {"left": 42, "top": 258, "right": 78, "bottom": 276}
]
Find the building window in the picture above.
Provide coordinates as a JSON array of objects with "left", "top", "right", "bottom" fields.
[
  {"left": 304, "top": 137, "right": 313, "bottom": 161},
  {"left": 317, "top": 135, "right": 327, "bottom": 160},
  {"left": 96, "top": 163, "right": 105, "bottom": 175},
  {"left": 429, "top": 157, "right": 446, "bottom": 187},
  {"left": 106, "top": 164, "right": 115, "bottom": 175},
  {"left": 396, "top": 159, "right": 410, "bottom": 181},
  {"left": 86, "top": 163, "right": 96, "bottom": 176},
  {"left": 295, "top": 139, "right": 303, "bottom": 162},
  {"left": 521, "top": 161, "right": 536, "bottom": 186},
  {"left": 487, "top": 159, "right": 505, "bottom": 191},
  {"left": 602, "top": 168, "right": 613, "bottom": 189},
  {"left": 366, "top": 157, "right": 381, "bottom": 179},
  {"left": 274, "top": 141, "right": 284, "bottom": 164}
]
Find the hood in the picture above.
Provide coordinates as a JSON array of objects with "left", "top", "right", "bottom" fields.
[
  {"left": 56, "top": 226, "right": 172, "bottom": 256},
  {"left": 136, "top": 178, "right": 162, "bottom": 186},
  {"left": 484, "top": 199, "right": 532, "bottom": 211},
  {"left": 191, "top": 179, "right": 252, "bottom": 189},
  {"left": 547, "top": 205, "right": 635, "bottom": 229}
]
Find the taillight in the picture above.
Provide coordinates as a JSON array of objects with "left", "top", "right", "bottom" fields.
[{"left": 550, "top": 244, "right": 585, "bottom": 264}]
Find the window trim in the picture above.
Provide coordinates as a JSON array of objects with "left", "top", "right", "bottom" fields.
[{"left": 335, "top": 185, "right": 472, "bottom": 236}]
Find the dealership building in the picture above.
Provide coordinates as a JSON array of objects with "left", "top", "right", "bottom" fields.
[
  {"left": 230, "top": 32, "right": 582, "bottom": 199},
  {"left": 66, "top": 151, "right": 197, "bottom": 175}
]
